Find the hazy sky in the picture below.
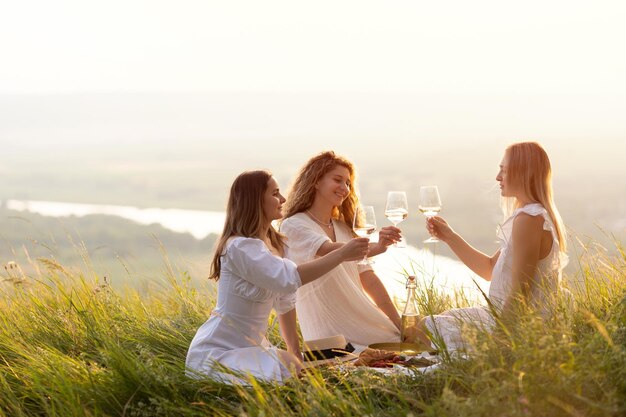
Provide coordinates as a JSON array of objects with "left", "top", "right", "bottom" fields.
[
  {"left": 1, "top": 0, "right": 624, "bottom": 207},
  {"left": 1, "top": 1, "right": 623, "bottom": 270},
  {"left": 2, "top": 0, "right": 626, "bottom": 95}
]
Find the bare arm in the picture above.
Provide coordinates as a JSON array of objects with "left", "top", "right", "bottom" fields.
[
  {"left": 316, "top": 239, "right": 388, "bottom": 258},
  {"left": 359, "top": 270, "right": 402, "bottom": 330},
  {"left": 500, "top": 213, "right": 543, "bottom": 320},
  {"left": 315, "top": 240, "right": 345, "bottom": 256},
  {"left": 297, "top": 237, "right": 369, "bottom": 285},
  {"left": 278, "top": 309, "right": 301, "bottom": 359},
  {"left": 427, "top": 216, "right": 499, "bottom": 281},
  {"left": 315, "top": 226, "right": 402, "bottom": 257},
  {"left": 365, "top": 226, "right": 403, "bottom": 256}
]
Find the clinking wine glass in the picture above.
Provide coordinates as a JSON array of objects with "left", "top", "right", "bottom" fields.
[
  {"left": 352, "top": 205, "right": 376, "bottom": 265},
  {"left": 384, "top": 191, "right": 408, "bottom": 248},
  {"left": 418, "top": 185, "right": 442, "bottom": 244}
]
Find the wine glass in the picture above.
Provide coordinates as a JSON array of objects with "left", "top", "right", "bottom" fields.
[
  {"left": 352, "top": 205, "right": 377, "bottom": 265},
  {"left": 418, "top": 185, "right": 442, "bottom": 243},
  {"left": 385, "top": 191, "right": 408, "bottom": 248}
]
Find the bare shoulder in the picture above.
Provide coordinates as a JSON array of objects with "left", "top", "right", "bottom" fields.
[{"left": 512, "top": 212, "right": 544, "bottom": 240}]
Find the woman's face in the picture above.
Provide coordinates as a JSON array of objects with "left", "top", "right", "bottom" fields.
[
  {"left": 314, "top": 165, "right": 351, "bottom": 208},
  {"left": 496, "top": 151, "right": 515, "bottom": 197},
  {"left": 263, "top": 176, "right": 286, "bottom": 222}
]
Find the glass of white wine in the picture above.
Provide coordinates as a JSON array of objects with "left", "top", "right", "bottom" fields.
[
  {"left": 384, "top": 191, "right": 408, "bottom": 248},
  {"left": 418, "top": 185, "right": 442, "bottom": 243},
  {"left": 352, "top": 205, "right": 377, "bottom": 265}
]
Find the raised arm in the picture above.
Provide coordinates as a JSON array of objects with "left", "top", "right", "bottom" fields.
[
  {"left": 315, "top": 240, "right": 345, "bottom": 256},
  {"left": 315, "top": 226, "right": 402, "bottom": 257},
  {"left": 297, "top": 237, "right": 369, "bottom": 284},
  {"left": 427, "top": 216, "right": 499, "bottom": 281},
  {"left": 227, "top": 237, "right": 367, "bottom": 293}
]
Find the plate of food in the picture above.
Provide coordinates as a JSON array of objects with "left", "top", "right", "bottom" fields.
[
  {"left": 367, "top": 342, "right": 434, "bottom": 356},
  {"left": 353, "top": 346, "right": 438, "bottom": 369}
]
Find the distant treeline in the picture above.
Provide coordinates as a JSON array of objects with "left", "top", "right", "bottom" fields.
[{"left": 0, "top": 209, "right": 217, "bottom": 287}]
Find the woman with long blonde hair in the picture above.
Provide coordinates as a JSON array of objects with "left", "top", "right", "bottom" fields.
[
  {"left": 186, "top": 170, "right": 369, "bottom": 383},
  {"left": 281, "top": 151, "right": 403, "bottom": 350},
  {"left": 423, "top": 141, "right": 568, "bottom": 350}
]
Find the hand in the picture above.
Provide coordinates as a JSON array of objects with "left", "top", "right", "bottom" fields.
[
  {"left": 340, "top": 237, "right": 370, "bottom": 261},
  {"left": 378, "top": 226, "right": 402, "bottom": 247},
  {"left": 367, "top": 226, "right": 402, "bottom": 256},
  {"left": 288, "top": 347, "right": 304, "bottom": 365},
  {"left": 426, "top": 216, "right": 454, "bottom": 243}
]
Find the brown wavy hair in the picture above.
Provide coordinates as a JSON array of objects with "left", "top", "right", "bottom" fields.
[
  {"left": 282, "top": 150, "right": 360, "bottom": 228},
  {"left": 209, "top": 170, "right": 286, "bottom": 280},
  {"left": 503, "top": 141, "right": 567, "bottom": 253}
]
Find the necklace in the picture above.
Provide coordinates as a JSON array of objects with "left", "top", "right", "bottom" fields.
[{"left": 306, "top": 210, "right": 333, "bottom": 229}]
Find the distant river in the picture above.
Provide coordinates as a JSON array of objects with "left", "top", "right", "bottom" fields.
[
  {"left": 5, "top": 199, "right": 488, "bottom": 302},
  {"left": 6, "top": 199, "right": 225, "bottom": 240}
]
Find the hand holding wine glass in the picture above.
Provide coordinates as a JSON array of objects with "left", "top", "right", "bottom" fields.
[
  {"left": 338, "top": 236, "right": 371, "bottom": 262},
  {"left": 426, "top": 215, "right": 455, "bottom": 244},
  {"left": 385, "top": 191, "right": 408, "bottom": 248},
  {"left": 352, "top": 205, "right": 377, "bottom": 265},
  {"left": 418, "top": 185, "right": 442, "bottom": 243}
]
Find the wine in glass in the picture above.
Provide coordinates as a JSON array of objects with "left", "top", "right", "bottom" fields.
[
  {"left": 385, "top": 191, "right": 408, "bottom": 248},
  {"left": 352, "top": 205, "right": 377, "bottom": 265},
  {"left": 418, "top": 185, "right": 442, "bottom": 243}
]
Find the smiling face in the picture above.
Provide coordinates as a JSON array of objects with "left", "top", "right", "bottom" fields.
[
  {"left": 262, "top": 176, "right": 286, "bottom": 223},
  {"left": 314, "top": 165, "right": 351, "bottom": 208}
]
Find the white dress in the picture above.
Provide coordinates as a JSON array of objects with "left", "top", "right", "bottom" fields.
[
  {"left": 185, "top": 237, "right": 300, "bottom": 383},
  {"left": 281, "top": 213, "right": 400, "bottom": 351},
  {"left": 424, "top": 203, "right": 567, "bottom": 350}
]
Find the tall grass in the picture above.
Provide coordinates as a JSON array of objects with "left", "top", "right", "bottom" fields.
[{"left": 0, "top": 240, "right": 624, "bottom": 417}]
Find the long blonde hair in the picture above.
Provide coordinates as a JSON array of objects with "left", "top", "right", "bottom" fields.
[
  {"left": 282, "top": 151, "right": 360, "bottom": 227},
  {"left": 503, "top": 141, "right": 567, "bottom": 253},
  {"left": 209, "top": 170, "right": 286, "bottom": 280}
]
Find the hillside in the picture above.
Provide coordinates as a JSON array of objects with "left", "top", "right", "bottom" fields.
[
  {"left": 0, "top": 208, "right": 217, "bottom": 290},
  {"left": 0, "top": 238, "right": 623, "bottom": 416}
]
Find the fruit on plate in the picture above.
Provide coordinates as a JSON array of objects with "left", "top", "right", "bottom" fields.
[{"left": 353, "top": 348, "right": 435, "bottom": 368}]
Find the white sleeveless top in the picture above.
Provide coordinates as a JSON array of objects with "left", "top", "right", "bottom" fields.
[
  {"left": 489, "top": 203, "right": 568, "bottom": 310},
  {"left": 423, "top": 203, "right": 569, "bottom": 351}
]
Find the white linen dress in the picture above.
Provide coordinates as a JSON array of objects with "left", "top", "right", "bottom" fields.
[
  {"left": 186, "top": 237, "right": 300, "bottom": 383},
  {"left": 424, "top": 203, "right": 568, "bottom": 350},
  {"left": 281, "top": 213, "right": 400, "bottom": 351}
]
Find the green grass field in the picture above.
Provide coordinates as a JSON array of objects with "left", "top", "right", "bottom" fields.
[{"left": 0, "top": 240, "right": 624, "bottom": 417}]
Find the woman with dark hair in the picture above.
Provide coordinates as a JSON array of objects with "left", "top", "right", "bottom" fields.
[
  {"left": 185, "top": 170, "right": 368, "bottom": 383},
  {"left": 423, "top": 141, "right": 569, "bottom": 350},
  {"left": 280, "top": 151, "right": 403, "bottom": 350}
]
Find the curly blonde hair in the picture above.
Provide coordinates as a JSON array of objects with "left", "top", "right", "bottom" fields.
[{"left": 282, "top": 151, "right": 361, "bottom": 228}]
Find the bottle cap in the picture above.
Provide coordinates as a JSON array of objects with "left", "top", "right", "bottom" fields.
[{"left": 406, "top": 275, "right": 416, "bottom": 288}]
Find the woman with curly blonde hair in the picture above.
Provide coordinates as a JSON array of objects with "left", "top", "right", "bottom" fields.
[{"left": 281, "top": 151, "right": 403, "bottom": 350}]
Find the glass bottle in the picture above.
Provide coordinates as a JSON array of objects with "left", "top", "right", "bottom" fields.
[{"left": 400, "top": 275, "right": 420, "bottom": 344}]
